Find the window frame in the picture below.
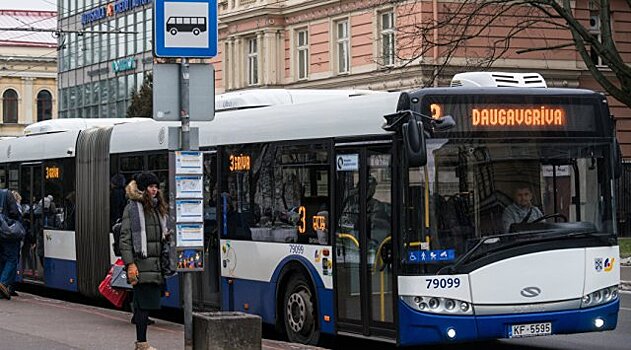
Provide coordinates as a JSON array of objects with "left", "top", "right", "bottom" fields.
[
  {"left": 247, "top": 37, "right": 259, "bottom": 86},
  {"left": 296, "top": 28, "right": 309, "bottom": 80},
  {"left": 36, "top": 90, "right": 53, "bottom": 122},
  {"left": 379, "top": 10, "right": 395, "bottom": 67},
  {"left": 334, "top": 19, "right": 350, "bottom": 74},
  {"left": 2, "top": 89, "right": 19, "bottom": 124}
]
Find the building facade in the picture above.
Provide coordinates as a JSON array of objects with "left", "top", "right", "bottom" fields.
[
  {"left": 0, "top": 10, "right": 57, "bottom": 137},
  {"left": 60, "top": 1, "right": 630, "bottom": 151},
  {"left": 57, "top": 0, "right": 153, "bottom": 119}
]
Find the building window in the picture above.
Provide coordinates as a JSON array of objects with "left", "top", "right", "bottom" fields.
[
  {"left": 588, "top": 11, "right": 606, "bottom": 67},
  {"left": 2, "top": 89, "right": 18, "bottom": 124},
  {"left": 145, "top": 9, "right": 153, "bottom": 52},
  {"left": 37, "top": 90, "right": 53, "bottom": 122},
  {"left": 296, "top": 29, "right": 309, "bottom": 80},
  {"left": 247, "top": 37, "right": 258, "bottom": 85},
  {"left": 380, "top": 11, "right": 395, "bottom": 66},
  {"left": 335, "top": 20, "right": 350, "bottom": 74}
]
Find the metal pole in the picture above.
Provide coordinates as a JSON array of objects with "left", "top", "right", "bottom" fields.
[{"left": 180, "top": 57, "right": 193, "bottom": 350}]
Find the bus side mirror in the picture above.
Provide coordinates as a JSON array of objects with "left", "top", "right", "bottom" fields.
[
  {"left": 614, "top": 140, "right": 622, "bottom": 179},
  {"left": 403, "top": 118, "right": 427, "bottom": 167}
]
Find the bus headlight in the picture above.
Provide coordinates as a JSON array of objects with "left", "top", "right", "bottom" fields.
[
  {"left": 402, "top": 296, "right": 474, "bottom": 315},
  {"left": 581, "top": 286, "right": 618, "bottom": 308}
]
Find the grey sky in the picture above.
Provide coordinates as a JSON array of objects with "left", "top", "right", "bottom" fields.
[{"left": 1, "top": 0, "right": 57, "bottom": 11}]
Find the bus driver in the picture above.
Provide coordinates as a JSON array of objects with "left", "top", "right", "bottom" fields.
[{"left": 502, "top": 185, "right": 544, "bottom": 233}]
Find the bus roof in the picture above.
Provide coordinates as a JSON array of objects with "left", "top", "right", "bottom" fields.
[
  {"left": 215, "top": 88, "right": 384, "bottom": 112},
  {"left": 107, "top": 92, "right": 400, "bottom": 153}
]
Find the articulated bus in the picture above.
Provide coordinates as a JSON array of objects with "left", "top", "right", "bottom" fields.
[{"left": 0, "top": 81, "right": 620, "bottom": 346}]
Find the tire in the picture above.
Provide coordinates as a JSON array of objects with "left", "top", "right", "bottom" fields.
[
  {"left": 192, "top": 28, "right": 200, "bottom": 36},
  {"left": 170, "top": 28, "right": 177, "bottom": 35},
  {"left": 282, "top": 273, "right": 320, "bottom": 345}
]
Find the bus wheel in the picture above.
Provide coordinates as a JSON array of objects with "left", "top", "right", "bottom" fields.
[
  {"left": 170, "top": 28, "right": 177, "bottom": 35},
  {"left": 192, "top": 28, "right": 200, "bottom": 36},
  {"left": 283, "top": 274, "right": 319, "bottom": 345}
]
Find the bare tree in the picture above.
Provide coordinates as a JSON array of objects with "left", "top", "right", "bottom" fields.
[{"left": 383, "top": 0, "right": 630, "bottom": 108}]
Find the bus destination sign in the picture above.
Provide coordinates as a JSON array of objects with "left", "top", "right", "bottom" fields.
[{"left": 426, "top": 95, "right": 598, "bottom": 133}]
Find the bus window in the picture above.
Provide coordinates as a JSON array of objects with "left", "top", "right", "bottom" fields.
[
  {"left": 273, "top": 144, "right": 329, "bottom": 245},
  {"left": 221, "top": 143, "right": 330, "bottom": 245}
]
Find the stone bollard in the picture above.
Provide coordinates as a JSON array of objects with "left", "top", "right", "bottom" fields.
[{"left": 193, "top": 312, "right": 262, "bottom": 350}]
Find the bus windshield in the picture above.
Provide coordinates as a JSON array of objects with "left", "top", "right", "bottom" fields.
[{"left": 401, "top": 139, "right": 615, "bottom": 274}]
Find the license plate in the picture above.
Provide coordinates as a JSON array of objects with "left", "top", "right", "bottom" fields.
[{"left": 509, "top": 322, "right": 552, "bottom": 338}]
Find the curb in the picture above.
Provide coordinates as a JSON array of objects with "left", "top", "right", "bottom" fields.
[{"left": 621, "top": 281, "right": 631, "bottom": 291}]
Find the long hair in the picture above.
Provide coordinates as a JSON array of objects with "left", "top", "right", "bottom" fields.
[{"left": 141, "top": 189, "right": 168, "bottom": 216}]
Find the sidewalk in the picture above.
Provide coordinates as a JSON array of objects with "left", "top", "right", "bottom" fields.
[{"left": 0, "top": 292, "right": 322, "bottom": 350}]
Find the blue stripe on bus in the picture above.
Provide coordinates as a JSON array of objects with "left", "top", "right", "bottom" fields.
[
  {"left": 398, "top": 298, "right": 619, "bottom": 346},
  {"left": 221, "top": 277, "right": 277, "bottom": 323},
  {"left": 43, "top": 257, "right": 78, "bottom": 292}
]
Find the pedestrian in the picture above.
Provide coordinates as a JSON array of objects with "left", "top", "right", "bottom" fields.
[
  {"left": 7, "top": 191, "right": 24, "bottom": 296},
  {"left": 0, "top": 188, "right": 23, "bottom": 300},
  {"left": 119, "top": 172, "right": 169, "bottom": 350}
]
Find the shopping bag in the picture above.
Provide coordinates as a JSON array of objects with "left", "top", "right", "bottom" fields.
[
  {"left": 110, "top": 264, "right": 133, "bottom": 290},
  {"left": 98, "top": 259, "right": 129, "bottom": 308}
]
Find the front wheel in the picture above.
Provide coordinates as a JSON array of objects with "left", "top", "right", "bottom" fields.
[{"left": 283, "top": 274, "right": 320, "bottom": 345}]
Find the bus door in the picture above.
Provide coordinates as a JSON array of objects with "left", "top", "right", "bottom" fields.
[
  {"left": 19, "top": 163, "right": 44, "bottom": 282},
  {"left": 334, "top": 145, "right": 396, "bottom": 336},
  {"left": 193, "top": 151, "right": 220, "bottom": 309}
]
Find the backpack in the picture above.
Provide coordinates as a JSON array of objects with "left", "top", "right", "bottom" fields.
[{"left": 112, "top": 218, "right": 123, "bottom": 256}]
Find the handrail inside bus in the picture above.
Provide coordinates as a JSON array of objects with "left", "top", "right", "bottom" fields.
[{"left": 336, "top": 233, "right": 359, "bottom": 248}]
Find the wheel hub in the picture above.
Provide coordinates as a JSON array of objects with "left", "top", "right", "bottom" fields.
[{"left": 287, "top": 292, "right": 306, "bottom": 333}]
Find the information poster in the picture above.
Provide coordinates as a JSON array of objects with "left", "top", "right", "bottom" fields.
[
  {"left": 175, "top": 151, "right": 203, "bottom": 175},
  {"left": 175, "top": 175, "right": 203, "bottom": 198},
  {"left": 176, "top": 223, "right": 204, "bottom": 247},
  {"left": 176, "top": 199, "right": 204, "bottom": 223},
  {"left": 173, "top": 150, "right": 205, "bottom": 271}
]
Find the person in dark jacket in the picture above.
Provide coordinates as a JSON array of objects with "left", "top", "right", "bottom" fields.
[
  {"left": 110, "top": 173, "right": 127, "bottom": 227},
  {"left": 119, "top": 172, "right": 169, "bottom": 350},
  {"left": 0, "top": 188, "right": 23, "bottom": 300}
]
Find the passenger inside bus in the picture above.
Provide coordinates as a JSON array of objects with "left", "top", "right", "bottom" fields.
[{"left": 502, "top": 185, "right": 544, "bottom": 233}]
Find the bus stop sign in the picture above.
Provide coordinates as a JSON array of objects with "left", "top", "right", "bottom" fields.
[{"left": 154, "top": 0, "right": 218, "bottom": 58}]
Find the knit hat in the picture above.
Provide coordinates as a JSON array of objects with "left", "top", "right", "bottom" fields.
[{"left": 135, "top": 172, "right": 160, "bottom": 192}]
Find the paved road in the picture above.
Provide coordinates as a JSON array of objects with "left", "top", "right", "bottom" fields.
[{"left": 621, "top": 265, "right": 631, "bottom": 282}]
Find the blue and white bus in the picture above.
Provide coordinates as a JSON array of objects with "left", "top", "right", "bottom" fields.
[{"left": 1, "top": 75, "right": 620, "bottom": 346}]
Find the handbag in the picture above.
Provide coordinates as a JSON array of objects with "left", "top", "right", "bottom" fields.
[
  {"left": 110, "top": 264, "right": 133, "bottom": 290},
  {"left": 98, "top": 259, "right": 129, "bottom": 308},
  {"left": 161, "top": 233, "right": 177, "bottom": 277},
  {"left": 0, "top": 214, "right": 25, "bottom": 241}
]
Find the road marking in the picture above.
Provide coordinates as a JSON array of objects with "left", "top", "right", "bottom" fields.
[{"left": 621, "top": 307, "right": 631, "bottom": 311}]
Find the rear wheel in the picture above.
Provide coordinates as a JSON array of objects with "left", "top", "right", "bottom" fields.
[
  {"left": 192, "top": 28, "right": 201, "bottom": 36},
  {"left": 282, "top": 274, "right": 320, "bottom": 345}
]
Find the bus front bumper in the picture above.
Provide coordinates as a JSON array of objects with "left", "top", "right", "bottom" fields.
[{"left": 397, "top": 298, "right": 619, "bottom": 346}]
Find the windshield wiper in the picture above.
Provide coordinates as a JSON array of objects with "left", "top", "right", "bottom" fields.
[{"left": 566, "top": 231, "right": 616, "bottom": 245}]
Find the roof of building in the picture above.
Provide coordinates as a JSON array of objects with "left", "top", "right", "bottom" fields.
[{"left": 0, "top": 10, "right": 57, "bottom": 48}]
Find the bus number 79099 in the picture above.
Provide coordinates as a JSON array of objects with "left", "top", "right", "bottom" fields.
[{"left": 425, "top": 277, "right": 461, "bottom": 289}]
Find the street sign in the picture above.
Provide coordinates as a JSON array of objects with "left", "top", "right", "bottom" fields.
[
  {"left": 154, "top": 0, "right": 218, "bottom": 58},
  {"left": 153, "top": 63, "right": 215, "bottom": 121}
]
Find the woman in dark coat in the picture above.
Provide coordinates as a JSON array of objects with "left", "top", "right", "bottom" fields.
[{"left": 119, "top": 172, "right": 168, "bottom": 350}]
